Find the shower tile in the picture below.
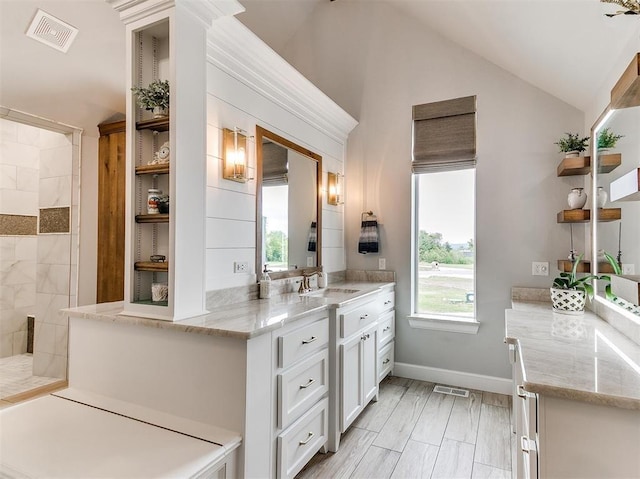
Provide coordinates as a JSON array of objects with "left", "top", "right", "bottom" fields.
[
  {"left": 0, "top": 141, "right": 39, "bottom": 169},
  {"left": 0, "top": 214, "right": 37, "bottom": 235},
  {"left": 35, "top": 293, "right": 69, "bottom": 325},
  {"left": 1, "top": 260, "right": 36, "bottom": 285},
  {"left": 36, "top": 264, "right": 70, "bottom": 295},
  {"left": 54, "top": 324, "right": 68, "bottom": 356},
  {"left": 15, "top": 237, "right": 37, "bottom": 260},
  {"left": 0, "top": 165, "right": 17, "bottom": 189},
  {"left": 34, "top": 322, "right": 56, "bottom": 355},
  {"left": 0, "top": 285, "right": 15, "bottom": 311},
  {"left": 39, "top": 208, "right": 70, "bottom": 234},
  {"left": 16, "top": 122, "right": 41, "bottom": 146},
  {"left": 13, "top": 283, "right": 36, "bottom": 309},
  {"left": 39, "top": 146, "right": 72, "bottom": 179},
  {"left": 12, "top": 331, "right": 27, "bottom": 355},
  {"left": 39, "top": 177, "right": 71, "bottom": 208},
  {"left": 0, "top": 118, "right": 18, "bottom": 142},
  {"left": 33, "top": 351, "right": 66, "bottom": 379},
  {"left": 0, "top": 336, "right": 12, "bottom": 358},
  {"left": 16, "top": 166, "right": 39, "bottom": 192},
  {"left": 37, "top": 234, "right": 70, "bottom": 264},
  {"left": 38, "top": 129, "right": 70, "bottom": 149},
  {"left": 0, "top": 237, "right": 16, "bottom": 262}
]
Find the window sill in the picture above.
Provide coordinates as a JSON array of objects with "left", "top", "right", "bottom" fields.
[{"left": 408, "top": 314, "right": 480, "bottom": 334}]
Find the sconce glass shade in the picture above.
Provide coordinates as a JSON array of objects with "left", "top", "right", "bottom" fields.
[
  {"left": 327, "top": 171, "right": 343, "bottom": 205},
  {"left": 223, "top": 128, "right": 248, "bottom": 183}
]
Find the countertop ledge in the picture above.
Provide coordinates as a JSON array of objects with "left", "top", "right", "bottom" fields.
[
  {"left": 63, "top": 281, "right": 394, "bottom": 340},
  {"left": 506, "top": 301, "right": 640, "bottom": 410}
]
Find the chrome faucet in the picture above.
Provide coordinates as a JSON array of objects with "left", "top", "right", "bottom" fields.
[{"left": 298, "top": 271, "right": 319, "bottom": 294}]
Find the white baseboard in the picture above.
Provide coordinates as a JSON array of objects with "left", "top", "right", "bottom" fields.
[{"left": 394, "top": 362, "right": 512, "bottom": 395}]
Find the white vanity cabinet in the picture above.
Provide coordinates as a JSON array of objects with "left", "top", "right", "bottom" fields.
[
  {"left": 274, "top": 316, "right": 330, "bottom": 478},
  {"left": 511, "top": 342, "right": 640, "bottom": 479},
  {"left": 377, "top": 286, "right": 395, "bottom": 382}
]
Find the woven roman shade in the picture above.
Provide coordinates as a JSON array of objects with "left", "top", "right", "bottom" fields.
[
  {"left": 412, "top": 95, "right": 477, "bottom": 173},
  {"left": 262, "top": 141, "right": 288, "bottom": 186}
]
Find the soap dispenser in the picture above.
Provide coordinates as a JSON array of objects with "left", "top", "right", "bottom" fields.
[
  {"left": 260, "top": 265, "right": 272, "bottom": 299},
  {"left": 318, "top": 272, "right": 327, "bottom": 288}
]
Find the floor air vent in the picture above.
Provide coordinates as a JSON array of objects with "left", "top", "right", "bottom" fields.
[
  {"left": 433, "top": 385, "right": 470, "bottom": 398},
  {"left": 26, "top": 9, "right": 79, "bottom": 53}
]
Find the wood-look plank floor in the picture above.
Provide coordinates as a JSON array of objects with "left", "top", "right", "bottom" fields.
[{"left": 297, "top": 376, "right": 512, "bottom": 479}]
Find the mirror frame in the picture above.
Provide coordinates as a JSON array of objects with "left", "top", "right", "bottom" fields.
[{"left": 255, "top": 125, "right": 323, "bottom": 280}]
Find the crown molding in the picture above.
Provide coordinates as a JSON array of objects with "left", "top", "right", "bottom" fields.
[
  {"left": 206, "top": 17, "right": 358, "bottom": 144},
  {"left": 107, "top": 0, "right": 244, "bottom": 25}
]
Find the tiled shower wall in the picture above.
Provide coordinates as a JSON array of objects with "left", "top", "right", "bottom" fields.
[{"left": 0, "top": 118, "right": 75, "bottom": 379}]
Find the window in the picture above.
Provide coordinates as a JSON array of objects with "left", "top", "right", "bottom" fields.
[{"left": 410, "top": 96, "right": 478, "bottom": 332}]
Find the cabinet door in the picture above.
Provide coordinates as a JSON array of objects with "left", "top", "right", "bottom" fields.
[
  {"left": 362, "top": 323, "right": 378, "bottom": 405},
  {"left": 340, "top": 333, "right": 363, "bottom": 431}
]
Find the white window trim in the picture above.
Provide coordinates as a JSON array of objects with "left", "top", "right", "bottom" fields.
[
  {"left": 411, "top": 173, "right": 478, "bottom": 332},
  {"left": 408, "top": 314, "right": 480, "bottom": 334}
]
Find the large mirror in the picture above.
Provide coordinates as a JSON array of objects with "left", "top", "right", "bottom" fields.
[
  {"left": 256, "top": 126, "right": 322, "bottom": 278},
  {"left": 592, "top": 105, "right": 640, "bottom": 315}
]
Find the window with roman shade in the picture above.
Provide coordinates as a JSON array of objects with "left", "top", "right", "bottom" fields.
[{"left": 412, "top": 95, "right": 477, "bottom": 173}]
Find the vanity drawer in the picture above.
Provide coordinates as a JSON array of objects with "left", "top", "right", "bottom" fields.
[
  {"left": 277, "top": 398, "right": 328, "bottom": 479},
  {"left": 377, "top": 311, "right": 395, "bottom": 347},
  {"left": 278, "top": 349, "right": 328, "bottom": 429},
  {"left": 378, "top": 340, "right": 394, "bottom": 382},
  {"left": 279, "top": 317, "right": 329, "bottom": 369},
  {"left": 378, "top": 290, "right": 395, "bottom": 313},
  {"left": 340, "top": 299, "right": 378, "bottom": 338}
]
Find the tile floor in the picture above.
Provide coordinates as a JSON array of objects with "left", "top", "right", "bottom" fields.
[
  {"left": 0, "top": 353, "right": 60, "bottom": 400},
  {"left": 297, "top": 376, "right": 513, "bottom": 479}
]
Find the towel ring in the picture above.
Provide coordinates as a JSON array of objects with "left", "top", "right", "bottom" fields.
[{"left": 361, "top": 211, "right": 377, "bottom": 222}]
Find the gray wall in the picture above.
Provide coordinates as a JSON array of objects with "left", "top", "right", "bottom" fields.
[{"left": 281, "top": 1, "right": 585, "bottom": 379}]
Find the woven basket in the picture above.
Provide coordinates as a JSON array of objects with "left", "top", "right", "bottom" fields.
[{"left": 550, "top": 287, "right": 586, "bottom": 315}]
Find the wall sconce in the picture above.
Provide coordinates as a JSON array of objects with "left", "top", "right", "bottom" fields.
[
  {"left": 223, "top": 127, "right": 248, "bottom": 183},
  {"left": 327, "top": 171, "right": 343, "bottom": 205}
]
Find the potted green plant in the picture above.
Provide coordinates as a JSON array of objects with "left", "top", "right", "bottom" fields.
[
  {"left": 555, "top": 132, "right": 590, "bottom": 158},
  {"left": 597, "top": 127, "right": 624, "bottom": 152},
  {"left": 131, "top": 79, "right": 170, "bottom": 118},
  {"left": 551, "top": 254, "right": 602, "bottom": 314}
]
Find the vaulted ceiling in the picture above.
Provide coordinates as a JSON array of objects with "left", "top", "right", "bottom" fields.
[{"left": 1, "top": 0, "right": 638, "bottom": 134}]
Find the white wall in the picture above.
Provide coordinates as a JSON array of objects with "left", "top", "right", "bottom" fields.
[
  {"left": 204, "top": 41, "right": 349, "bottom": 291},
  {"left": 281, "top": 2, "right": 585, "bottom": 379}
]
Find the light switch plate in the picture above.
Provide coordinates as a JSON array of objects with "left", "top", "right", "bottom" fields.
[
  {"left": 379, "top": 258, "right": 386, "bottom": 270},
  {"left": 532, "top": 261, "right": 549, "bottom": 276}
]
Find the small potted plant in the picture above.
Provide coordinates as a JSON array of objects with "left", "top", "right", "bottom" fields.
[
  {"left": 597, "top": 127, "right": 624, "bottom": 153},
  {"left": 555, "top": 132, "right": 590, "bottom": 158},
  {"left": 131, "top": 79, "right": 170, "bottom": 118},
  {"left": 551, "top": 254, "right": 603, "bottom": 314}
]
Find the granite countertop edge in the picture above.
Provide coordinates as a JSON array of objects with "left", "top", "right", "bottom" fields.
[{"left": 63, "top": 281, "right": 395, "bottom": 340}]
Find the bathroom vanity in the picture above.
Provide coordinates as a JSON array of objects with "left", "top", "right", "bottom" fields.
[
  {"left": 505, "top": 299, "right": 640, "bottom": 478},
  {"left": 56, "top": 280, "right": 394, "bottom": 478}
]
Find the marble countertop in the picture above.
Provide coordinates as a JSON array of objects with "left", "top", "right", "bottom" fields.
[
  {"left": 505, "top": 301, "right": 640, "bottom": 410},
  {"left": 63, "top": 281, "right": 394, "bottom": 340}
]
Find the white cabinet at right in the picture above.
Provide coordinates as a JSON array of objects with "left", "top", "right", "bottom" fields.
[{"left": 513, "top": 344, "right": 640, "bottom": 478}]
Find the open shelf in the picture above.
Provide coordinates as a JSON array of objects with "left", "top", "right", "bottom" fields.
[
  {"left": 135, "top": 213, "right": 169, "bottom": 223},
  {"left": 134, "top": 261, "right": 169, "bottom": 272},
  {"left": 556, "top": 208, "right": 621, "bottom": 223},
  {"left": 557, "top": 260, "right": 617, "bottom": 274},
  {"left": 556, "top": 154, "right": 622, "bottom": 176},
  {"left": 136, "top": 117, "right": 169, "bottom": 132},
  {"left": 135, "top": 164, "right": 169, "bottom": 175}
]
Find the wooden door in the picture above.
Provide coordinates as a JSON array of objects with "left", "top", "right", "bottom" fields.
[{"left": 97, "top": 120, "right": 126, "bottom": 303}]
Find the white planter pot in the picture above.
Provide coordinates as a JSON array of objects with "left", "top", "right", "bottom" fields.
[
  {"left": 550, "top": 287, "right": 586, "bottom": 315},
  {"left": 564, "top": 150, "right": 580, "bottom": 158},
  {"left": 597, "top": 186, "right": 608, "bottom": 208},
  {"left": 567, "top": 187, "right": 587, "bottom": 209}
]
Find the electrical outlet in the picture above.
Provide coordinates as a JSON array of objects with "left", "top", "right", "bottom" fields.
[
  {"left": 532, "top": 261, "right": 549, "bottom": 276},
  {"left": 622, "top": 264, "right": 635, "bottom": 275},
  {"left": 234, "top": 261, "right": 249, "bottom": 273},
  {"left": 379, "top": 258, "right": 386, "bottom": 270},
  {"left": 307, "top": 256, "right": 314, "bottom": 267}
]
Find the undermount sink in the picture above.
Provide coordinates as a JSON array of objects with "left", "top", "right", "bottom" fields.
[{"left": 303, "top": 287, "right": 361, "bottom": 298}]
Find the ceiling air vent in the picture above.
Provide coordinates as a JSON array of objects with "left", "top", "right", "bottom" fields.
[{"left": 26, "top": 9, "right": 78, "bottom": 53}]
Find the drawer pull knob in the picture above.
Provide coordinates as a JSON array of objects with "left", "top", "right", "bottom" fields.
[
  {"left": 360, "top": 314, "right": 369, "bottom": 320},
  {"left": 361, "top": 333, "right": 370, "bottom": 341},
  {"left": 302, "top": 336, "right": 317, "bottom": 345},
  {"left": 382, "top": 326, "right": 391, "bottom": 332},
  {"left": 384, "top": 300, "right": 392, "bottom": 305},
  {"left": 382, "top": 358, "right": 390, "bottom": 365},
  {"left": 299, "top": 432, "right": 314, "bottom": 445},
  {"left": 300, "top": 378, "right": 316, "bottom": 389}
]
